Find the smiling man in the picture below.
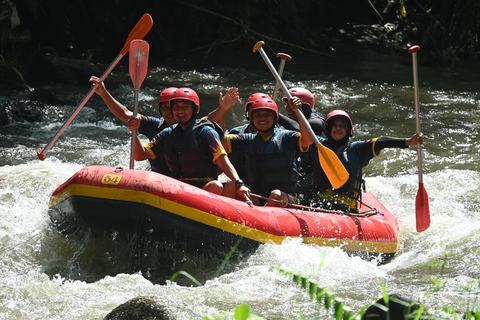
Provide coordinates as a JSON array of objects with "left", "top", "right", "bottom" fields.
[
  {"left": 223, "top": 95, "right": 314, "bottom": 206},
  {"left": 132, "top": 87, "right": 250, "bottom": 200}
]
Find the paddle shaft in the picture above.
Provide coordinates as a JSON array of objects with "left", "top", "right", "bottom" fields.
[
  {"left": 40, "top": 56, "right": 122, "bottom": 158},
  {"left": 272, "top": 53, "right": 292, "bottom": 101},
  {"left": 249, "top": 193, "right": 377, "bottom": 216},
  {"left": 37, "top": 14, "right": 153, "bottom": 160},
  {"left": 409, "top": 45, "right": 430, "bottom": 232},
  {"left": 129, "top": 89, "right": 140, "bottom": 169},
  {"left": 254, "top": 44, "right": 319, "bottom": 145},
  {"left": 411, "top": 48, "right": 423, "bottom": 182}
]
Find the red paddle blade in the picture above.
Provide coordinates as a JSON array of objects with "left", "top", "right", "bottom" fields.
[
  {"left": 129, "top": 40, "right": 150, "bottom": 89},
  {"left": 120, "top": 14, "right": 153, "bottom": 56},
  {"left": 37, "top": 150, "right": 45, "bottom": 161},
  {"left": 415, "top": 182, "right": 430, "bottom": 232}
]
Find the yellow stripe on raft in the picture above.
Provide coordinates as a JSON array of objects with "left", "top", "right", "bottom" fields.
[{"left": 49, "top": 184, "right": 399, "bottom": 254}]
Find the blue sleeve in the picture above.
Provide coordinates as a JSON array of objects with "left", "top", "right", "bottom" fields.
[
  {"left": 146, "top": 126, "right": 172, "bottom": 157},
  {"left": 282, "top": 129, "right": 302, "bottom": 152},
  {"left": 199, "top": 126, "right": 227, "bottom": 163},
  {"left": 138, "top": 115, "right": 168, "bottom": 140},
  {"left": 347, "top": 141, "right": 376, "bottom": 170}
]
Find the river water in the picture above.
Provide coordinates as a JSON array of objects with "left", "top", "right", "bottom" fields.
[{"left": 1, "top": 48, "right": 480, "bottom": 319}]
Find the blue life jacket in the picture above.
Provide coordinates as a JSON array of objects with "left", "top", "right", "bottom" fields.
[
  {"left": 163, "top": 119, "right": 223, "bottom": 185},
  {"left": 245, "top": 129, "right": 301, "bottom": 196}
]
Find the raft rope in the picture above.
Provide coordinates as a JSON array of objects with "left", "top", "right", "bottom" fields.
[{"left": 249, "top": 193, "right": 380, "bottom": 216}]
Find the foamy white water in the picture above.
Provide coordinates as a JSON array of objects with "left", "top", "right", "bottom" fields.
[{"left": 1, "top": 60, "right": 480, "bottom": 319}]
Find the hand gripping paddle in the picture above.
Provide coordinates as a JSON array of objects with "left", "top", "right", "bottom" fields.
[
  {"left": 253, "top": 41, "right": 349, "bottom": 189},
  {"left": 409, "top": 45, "right": 430, "bottom": 232}
]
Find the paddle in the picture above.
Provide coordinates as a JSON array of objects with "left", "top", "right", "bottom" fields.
[
  {"left": 409, "top": 45, "right": 430, "bottom": 232},
  {"left": 253, "top": 41, "right": 349, "bottom": 189},
  {"left": 37, "top": 13, "right": 153, "bottom": 161},
  {"left": 128, "top": 40, "right": 150, "bottom": 169},
  {"left": 272, "top": 53, "right": 292, "bottom": 101}
]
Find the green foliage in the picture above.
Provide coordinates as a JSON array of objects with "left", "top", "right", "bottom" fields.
[
  {"left": 169, "top": 270, "right": 202, "bottom": 287},
  {"left": 10, "top": 0, "right": 480, "bottom": 67},
  {"left": 272, "top": 266, "right": 363, "bottom": 320},
  {"left": 203, "top": 302, "right": 265, "bottom": 320},
  {"left": 170, "top": 237, "right": 243, "bottom": 286},
  {"left": 174, "top": 243, "right": 480, "bottom": 319}
]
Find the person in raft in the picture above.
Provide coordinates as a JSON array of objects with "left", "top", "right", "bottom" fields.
[
  {"left": 219, "top": 92, "right": 272, "bottom": 198},
  {"left": 89, "top": 76, "right": 239, "bottom": 174},
  {"left": 222, "top": 95, "right": 315, "bottom": 207},
  {"left": 279, "top": 88, "right": 325, "bottom": 193},
  {"left": 306, "top": 109, "right": 424, "bottom": 213},
  {"left": 132, "top": 87, "right": 251, "bottom": 200}
]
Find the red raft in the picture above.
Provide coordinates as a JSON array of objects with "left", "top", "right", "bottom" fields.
[{"left": 48, "top": 165, "right": 400, "bottom": 262}]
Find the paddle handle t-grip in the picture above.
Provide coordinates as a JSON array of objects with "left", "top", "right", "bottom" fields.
[{"left": 272, "top": 53, "right": 292, "bottom": 101}]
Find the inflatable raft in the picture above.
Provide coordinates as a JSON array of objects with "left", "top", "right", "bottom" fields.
[{"left": 48, "top": 165, "right": 400, "bottom": 262}]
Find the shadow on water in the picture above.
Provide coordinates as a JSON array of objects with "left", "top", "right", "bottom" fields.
[{"left": 40, "top": 227, "right": 252, "bottom": 286}]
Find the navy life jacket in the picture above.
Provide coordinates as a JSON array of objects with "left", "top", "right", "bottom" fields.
[
  {"left": 245, "top": 130, "right": 301, "bottom": 196},
  {"left": 163, "top": 119, "right": 223, "bottom": 183},
  {"left": 140, "top": 120, "right": 170, "bottom": 175}
]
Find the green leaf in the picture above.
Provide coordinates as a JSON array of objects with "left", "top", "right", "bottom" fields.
[
  {"left": 301, "top": 277, "right": 308, "bottom": 289},
  {"left": 316, "top": 288, "right": 326, "bottom": 303},
  {"left": 412, "top": 305, "right": 425, "bottom": 320},
  {"left": 293, "top": 274, "right": 300, "bottom": 284},
  {"left": 399, "top": 0, "right": 406, "bottom": 17},
  {"left": 234, "top": 303, "right": 250, "bottom": 320},
  {"left": 308, "top": 282, "right": 317, "bottom": 299},
  {"left": 334, "top": 299, "right": 344, "bottom": 320},
  {"left": 170, "top": 270, "right": 202, "bottom": 286},
  {"left": 381, "top": 283, "right": 389, "bottom": 306},
  {"left": 325, "top": 292, "right": 334, "bottom": 309}
]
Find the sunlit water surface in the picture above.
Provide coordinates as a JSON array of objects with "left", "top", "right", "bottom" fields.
[{"left": 1, "top": 52, "right": 480, "bottom": 319}]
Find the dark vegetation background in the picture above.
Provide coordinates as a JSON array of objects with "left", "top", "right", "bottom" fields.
[{"left": 1, "top": 0, "right": 479, "bottom": 90}]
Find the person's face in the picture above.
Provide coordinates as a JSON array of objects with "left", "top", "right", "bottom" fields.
[
  {"left": 284, "top": 100, "right": 298, "bottom": 121},
  {"left": 171, "top": 100, "right": 194, "bottom": 125},
  {"left": 252, "top": 109, "right": 276, "bottom": 132},
  {"left": 159, "top": 102, "right": 176, "bottom": 126},
  {"left": 330, "top": 117, "right": 347, "bottom": 141}
]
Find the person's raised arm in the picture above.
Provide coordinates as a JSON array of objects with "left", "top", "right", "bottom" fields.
[
  {"left": 206, "top": 87, "right": 239, "bottom": 131},
  {"left": 90, "top": 76, "right": 133, "bottom": 123},
  {"left": 373, "top": 133, "right": 424, "bottom": 153}
]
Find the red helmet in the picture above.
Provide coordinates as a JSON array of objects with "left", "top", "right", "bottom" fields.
[
  {"left": 170, "top": 87, "right": 200, "bottom": 113},
  {"left": 245, "top": 92, "right": 270, "bottom": 120},
  {"left": 249, "top": 98, "right": 279, "bottom": 120},
  {"left": 158, "top": 87, "right": 178, "bottom": 106},
  {"left": 282, "top": 88, "right": 315, "bottom": 110},
  {"left": 325, "top": 110, "right": 353, "bottom": 137}
]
